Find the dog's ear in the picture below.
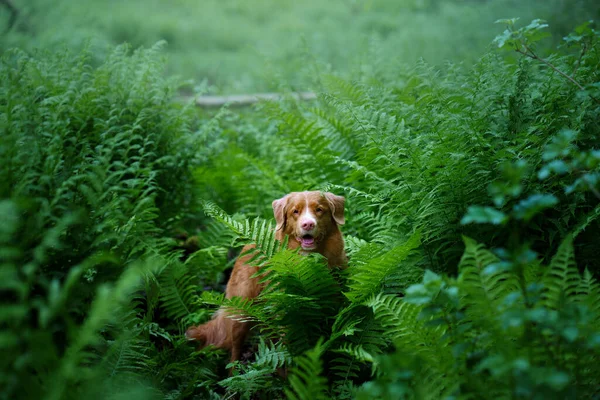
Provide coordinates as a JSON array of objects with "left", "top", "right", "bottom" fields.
[
  {"left": 324, "top": 192, "right": 345, "bottom": 225},
  {"left": 272, "top": 195, "right": 289, "bottom": 231}
]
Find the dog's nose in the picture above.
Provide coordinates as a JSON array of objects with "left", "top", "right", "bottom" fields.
[{"left": 301, "top": 220, "right": 315, "bottom": 230}]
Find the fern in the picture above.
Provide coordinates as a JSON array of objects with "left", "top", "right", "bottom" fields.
[
  {"left": 574, "top": 269, "right": 600, "bottom": 322},
  {"left": 254, "top": 337, "right": 292, "bottom": 370},
  {"left": 219, "top": 369, "right": 277, "bottom": 399},
  {"left": 329, "top": 307, "right": 388, "bottom": 389},
  {"left": 219, "top": 338, "right": 291, "bottom": 398},
  {"left": 45, "top": 262, "right": 155, "bottom": 400},
  {"left": 458, "top": 236, "right": 520, "bottom": 327},
  {"left": 259, "top": 250, "right": 344, "bottom": 354},
  {"left": 103, "top": 336, "right": 154, "bottom": 378},
  {"left": 541, "top": 236, "right": 580, "bottom": 309},
  {"left": 346, "top": 232, "right": 421, "bottom": 302},
  {"left": 158, "top": 261, "right": 200, "bottom": 322},
  {"left": 202, "top": 201, "right": 286, "bottom": 263},
  {"left": 285, "top": 340, "right": 329, "bottom": 400},
  {"left": 5, "top": 15, "right": 600, "bottom": 400},
  {"left": 366, "top": 294, "right": 449, "bottom": 366},
  {"left": 360, "top": 295, "right": 457, "bottom": 399}
]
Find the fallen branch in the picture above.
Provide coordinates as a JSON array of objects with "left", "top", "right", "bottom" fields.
[{"left": 181, "top": 92, "right": 317, "bottom": 108}]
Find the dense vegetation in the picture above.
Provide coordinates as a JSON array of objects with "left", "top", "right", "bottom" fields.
[
  {"left": 2, "top": 2, "right": 600, "bottom": 399},
  {"left": 1, "top": 0, "right": 598, "bottom": 92}
]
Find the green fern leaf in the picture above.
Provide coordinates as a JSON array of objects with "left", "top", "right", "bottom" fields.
[
  {"left": 346, "top": 232, "right": 421, "bottom": 303},
  {"left": 541, "top": 236, "right": 580, "bottom": 309},
  {"left": 254, "top": 337, "right": 292, "bottom": 370},
  {"left": 285, "top": 340, "right": 328, "bottom": 400},
  {"left": 574, "top": 268, "right": 600, "bottom": 323},
  {"left": 458, "top": 236, "right": 520, "bottom": 325},
  {"left": 202, "top": 201, "right": 286, "bottom": 263},
  {"left": 158, "top": 262, "right": 199, "bottom": 321},
  {"left": 219, "top": 369, "right": 274, "bottom": 399}
]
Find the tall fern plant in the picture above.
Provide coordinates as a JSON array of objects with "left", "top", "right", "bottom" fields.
[
  {"left": 359, "top": 235, "right": 600, "bottom": 399},
  {"left": 0, "top": 43, "right": 203, "bottom": 398}
]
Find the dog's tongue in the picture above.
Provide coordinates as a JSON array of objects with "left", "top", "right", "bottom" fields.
[{"left": 300, "top": 237, "right": 315, "bottom": 247}]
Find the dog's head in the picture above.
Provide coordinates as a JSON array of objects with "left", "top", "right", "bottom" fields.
[{"left": 272, "top": 191, "right": 345, "bottom": 251}]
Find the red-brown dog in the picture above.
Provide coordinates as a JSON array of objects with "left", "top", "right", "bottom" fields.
[{"left": 185, "top": 191, "right": 347, "bottom": 363}]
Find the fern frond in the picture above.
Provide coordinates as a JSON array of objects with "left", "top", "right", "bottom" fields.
[
  {"left": 219, "top": 369, "right": 275, "bottom": 399},
  {"left": 574, "top": 268, "right": 600, "bottom": 323},
  {"left": 202, "top": 201, "right": 285, "bottom": 263},
  {"left": 311, "top": 106, "right": 358, "bottom": 159},
  {"left": 158, "top": 261, "right": 199, "bottom": 322},
  {"left": 321, "top": 75, "right": 371, "bottom": 106},
  {"left": 219, "top": 337, "right": 292, "bottom": 398},
  {"left": 541, "top": 236, "right": 580, "bottom": 309},
  {"left": 346, "top": 232, "right": 421, "bottom": 303},
  {"left": 259, "top": 250, "right": 344, "bottom": 354},
  {"left": 366, "top": 293, "right": 449, "bottom": 362},
  {"left": 366, "top": 292, "right": 458, "bottom": 398},
  {"left": 103, "top": 335, "right": 154, "bottom": 378},
  {"left": 572, "top": 203, "right": 600, "bottom": 239},
  {"left": 458, "top": 236, "right": 520, "bottom": 326},
  {"left": 285, "top": 340, "right": 328, "bottom": 400},
  {"left": 328, "top": 304, "right": 388, "bottom": 388},
  {"left": 196, "top": 219, "right": 236, "bottom": 249},
  {"left": 343, "top": 235, "right": 369, "bottom": 258},
  {"left": 262, "top": 250, "right": 341, "bottom": 309},
  {"left": 254, "top": 337, "right": 292, "bottom": 370},
  {"left": 328, "top": 305, "right": 367, "bottom": 345}
]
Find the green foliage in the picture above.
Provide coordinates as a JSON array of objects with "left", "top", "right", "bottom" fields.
[
  {"left": 362, "top": 237, "right": 600, "bottom": 399},
  {"left": 345, "top": 232, "right": 422, "bottom": 302},
  {"left": 0, "top": 43, "right": 221, "bottom": 399},
  {"left": 285, "top": 340, "right": 329, "bottom": 400},
  {"left": 3, "top": 13, "right": 600, "bottom": 400},
  {"left": 217, "top": 338, "right": 291, "bottom": 399},
  {"left": 2, "top": 0, "right": 596, "bottom": 92},
  {"left": 185, "top": 18, "right": 600, "bottom": 398}
]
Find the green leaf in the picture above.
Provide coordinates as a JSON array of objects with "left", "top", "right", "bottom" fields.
[
  {"left": 546, "top": 371, "right": 570, "bottom": 390},
  {"left": 285, "top": 340, "right": 328, "bottom": 400},
  {"left": 521, "top": 19, "right": 550, "bottom": 43},
  {"left": 493, "top": 29, "right": 514, "bottom": 48},
  {"left": 495, "top": 18, "right": 520, "bottom": 26},
  {"left": 542, "top": 129, "right": 577, "bottom": 161},
  {"left": 345, "top": 232, "right": 421, "bottom": 303},
  {"left": 461, "top": 206, "right": 508, "bottom": 225},
  {"left": 541, "top": 236, "right": 579, "bottom": 309},
  {"left": 489, "top": 160, "right": 528, "bottom": 206},
  {"left": 538, "top": 160, "right": 569, "bottom": 179},
  {"left": 512, "top": 194, "right": 558, "bottom": 222},
  {"left": 524, "top": 19, "right": 548, "bottom": 32}
]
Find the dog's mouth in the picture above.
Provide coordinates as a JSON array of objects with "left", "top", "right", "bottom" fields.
[{"left": 298, "top": 234, "right": 316, "bottom": 249}]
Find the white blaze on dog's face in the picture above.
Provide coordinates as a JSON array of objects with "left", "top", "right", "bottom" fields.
[{"left": 272, "top": 191, "right": 345, "bottom": 251}]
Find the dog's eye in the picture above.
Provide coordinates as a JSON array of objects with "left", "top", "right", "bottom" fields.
[
  {"left": 316, "top": 207, "right": 323, "bottom": 213},
  {"left": 293, "top": 209, "right": 299, "bottom": 214}
]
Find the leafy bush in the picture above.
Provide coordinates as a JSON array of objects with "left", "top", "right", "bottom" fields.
[
  {"left": 358, "top": 235, "right": 600, "bottom": 399},
  {"left": 0, "top": 43, "right": 209, "bottom": 399}
]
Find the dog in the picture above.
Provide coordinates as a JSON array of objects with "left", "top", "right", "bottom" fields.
[{"left": 185, "top": 191, "right": 347, "bottom": 363}]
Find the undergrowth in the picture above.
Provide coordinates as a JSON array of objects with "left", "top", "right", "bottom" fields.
[{"left": 2, "top": 17, "right": 600, "bottom": 400}]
